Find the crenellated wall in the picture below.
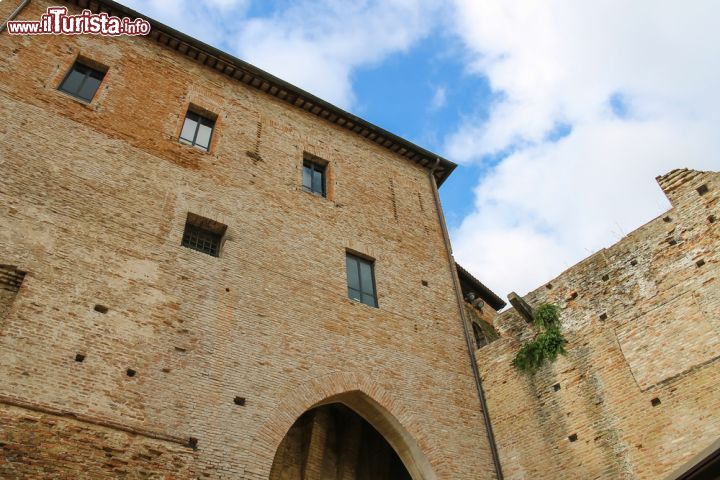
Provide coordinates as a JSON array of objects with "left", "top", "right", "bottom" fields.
[{"left": 477, "top": 169, "right": 720, "bottom": 479}]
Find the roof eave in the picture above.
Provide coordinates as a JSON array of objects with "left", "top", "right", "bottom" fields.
[
  {"left": 64, "top": 0, "right": 457, "bottom": 186},
  {"left": 455, "top": 263, "right": 506, "bottom": 311}
]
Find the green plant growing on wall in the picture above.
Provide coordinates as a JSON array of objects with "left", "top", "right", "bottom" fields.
[{"left": 512, "top": 304, "right": 568, "bottom": 373}]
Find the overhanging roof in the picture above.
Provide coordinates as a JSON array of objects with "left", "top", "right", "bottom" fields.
[
  {"left": 456, "top": 263, "right": 506, "bottom": 311},
  {"left": 63, "top": 0, "right": 457, "bottom": 186}
]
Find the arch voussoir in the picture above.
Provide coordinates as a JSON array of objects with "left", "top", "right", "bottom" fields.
[{"left": 248, "top": 371, "right": 437, "bottom": 480}]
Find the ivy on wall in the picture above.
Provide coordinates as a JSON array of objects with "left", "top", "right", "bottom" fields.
[{"left": 512, "top": 304, "right": 568, "bottom": 373}]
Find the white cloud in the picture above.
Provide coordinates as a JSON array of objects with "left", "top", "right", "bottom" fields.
[
  {"left": 119, "top": 0, "right": 439, "bottom": 110},
  {"left": 231, "top": 0, "right": 440, "bottom": 109},
  {"left": 119, "top": 0, "right": 251, "bottom": 47},
  {"left": 429, "top": 85, "right": 447, "bottom": 111},
  {"left": 205, "top": 0, "right": 246, "bottom": 9},
  {"left": 446, "top": 0, "right": 720, "bottom": 298}
]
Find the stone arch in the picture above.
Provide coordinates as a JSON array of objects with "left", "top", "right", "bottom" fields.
[{"left": 248, "top": 371, "right": 437, "bottom": 480}]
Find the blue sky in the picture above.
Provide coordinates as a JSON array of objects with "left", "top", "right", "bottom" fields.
[
  {"left": 351, "top": 34, "right": 495, "bottom": 228},
  {"left": 120, "top": 0, "right": 720, "bottom": 299}
]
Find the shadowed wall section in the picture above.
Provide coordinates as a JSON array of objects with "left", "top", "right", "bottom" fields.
[{"left": 270, "top": 403, "right": 412, "bottom": 480}]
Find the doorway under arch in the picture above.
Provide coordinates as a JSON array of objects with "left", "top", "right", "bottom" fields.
[{"left": 268, "top": 391, "right": 436, "bottom": 480}]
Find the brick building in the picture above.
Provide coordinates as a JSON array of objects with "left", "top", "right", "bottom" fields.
[
  {"left": 0, "top": 0, "right": 502, "bottom": 478},
  {"left": 1, "top": 0, "right": 718, "bottom": 479}
]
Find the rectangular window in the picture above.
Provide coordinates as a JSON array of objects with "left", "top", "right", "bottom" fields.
[
  {"left": 58, "top": 61, "right": 106, "bottom": 102},
  {"left": 346, "top": 253, "right": 377, "bottom": 307},
  {"left": 181, "top": 213, "right": 227, "bottom": 257},
  {"left": 303, "top": 158, "right": 326, "bottom": 197},
  {"left": 179, "top": 110, "right": 215, "bottom": 151}
]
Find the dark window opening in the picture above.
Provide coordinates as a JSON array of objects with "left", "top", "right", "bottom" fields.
[
  {"left": 472, "top": 322, "right": 487, "bottom": 349},
  {"left": 59, "top": 61, "right": 106, "bottom": 102},
  {"left": 346, "top": 253, "right": 377, "bottom": 308},
  {"left": 179, "top": 110, "right": 215, "bottom": 151},
  {"left": 696, "top": 184, "right": 709, "bottom": 196},
  {"left": 302, "top": 157, "right": 327, "bottom": 197},
  {"left": 651, "top": 397, "right": 661, "bottom": 407},
  {"left": 181, "top": 213, "right": 227, "bottom": 257}
]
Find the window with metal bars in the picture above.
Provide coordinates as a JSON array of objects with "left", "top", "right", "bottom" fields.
[
  {"left": 179, "top": 110, "right": 215, "bottom": 151},
  {"left": 346, "top": 253, "right": 378, "bottom": 307},
  {"left": 58, "top": 61, "right": 106, "bottom": 102},
  {"left": 181, "top": 213, "right": 226, "bottom": 257},
  {"left": 302, "top": 157, "right": 326, "bottom": 197}
]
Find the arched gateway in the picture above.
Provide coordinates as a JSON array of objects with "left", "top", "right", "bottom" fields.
[{"left": 269, "top": 391, "right": 436, "bottom": 480}]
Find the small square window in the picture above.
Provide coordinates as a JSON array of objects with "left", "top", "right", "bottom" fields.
[
  {"left": 179, "top": 110, "right": 216, "bottom": 151},
  {"left": 181, "top": 213, "right": 227, "bottom": 257},
  {"left": 58, "top": 61, "right": 106, "bottom": 102},
  {"left": 303, "top": 157, "right": 327, "bottom": 197},
  {"left": 346, "top": 253, "right": 377, "bottom": 308}
]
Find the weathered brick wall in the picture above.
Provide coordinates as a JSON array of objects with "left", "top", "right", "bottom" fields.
[
  {"left": 0, "top": 1, "right": 495, "bottom": 478},
  {"left": 477, "top": 169, "right": 720, "bottom": 479},
  {"left": 0, "top": 402, "right": 197, "bottom": 479}
]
